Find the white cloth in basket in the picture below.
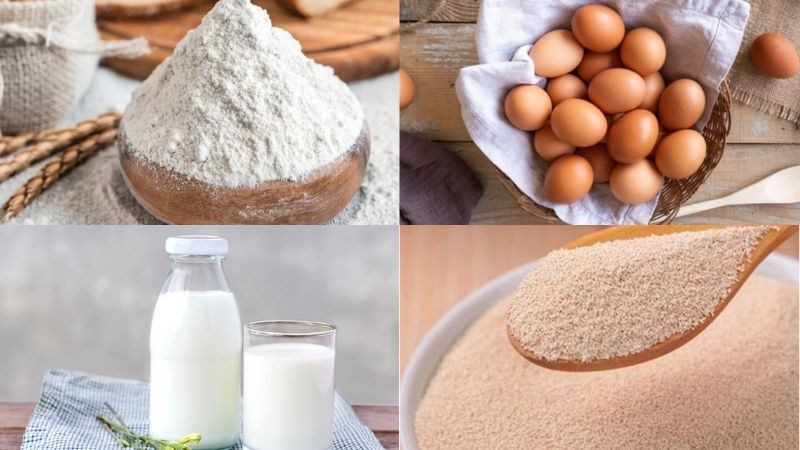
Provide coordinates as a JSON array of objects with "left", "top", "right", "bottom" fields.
[{"left": 456, "top": 0, "right": 750, "bottom": 224}]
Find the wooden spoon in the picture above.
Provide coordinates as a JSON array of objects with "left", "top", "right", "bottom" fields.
[
  {"left": 117, "top": 120, "right": 369, "bottom": 224},
  {"left": 508, "top": 225, "right": 797, "bottom": 372},
  {"left": 677, "top": 165, "right": 800, "bottom": 217}
]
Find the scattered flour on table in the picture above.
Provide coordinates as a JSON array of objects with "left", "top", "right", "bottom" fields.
[
  {"left": 4, "top": 70, "right": 397, "bottom": 224},
  {"left": 1, "top": 150, "right": 159, "bottom": 225},
  {"left": 416, "top": 276, "right": 798, "bottom": 449},
  {"left": 329, "top": 77, "right": 399, "bottom": 225},
  {"left": 507, "top": 226, "right": 771, "bottom": 362},
  {"left": 122, "top": 0, "right": 363, "bottom": 187}
]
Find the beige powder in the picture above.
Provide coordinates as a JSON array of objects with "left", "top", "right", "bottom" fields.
[
  {"left": 415, "top": 275, "right": 798, "bottom": 449},
  {"left": 507, "top": 226, "right": 771, "bottom": 362},
  {"left": 123, "top": 0, "right": 363, "bottom": 187}
]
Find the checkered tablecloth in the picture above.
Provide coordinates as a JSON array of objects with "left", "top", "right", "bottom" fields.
[{"left": 22, "top": 369, "right": 383, "bottom": 449}]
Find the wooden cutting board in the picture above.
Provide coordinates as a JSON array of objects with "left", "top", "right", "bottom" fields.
[{"left": 98, "top": 0, "right": 399, "bottom": 81}]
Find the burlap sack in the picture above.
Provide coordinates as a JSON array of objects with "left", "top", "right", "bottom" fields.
[{"left": 0, "top": 0, "right": 147, "bottom": 135}]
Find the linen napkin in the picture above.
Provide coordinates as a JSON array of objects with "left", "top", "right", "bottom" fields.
[
  {"left": 456, "top": 0, "right": 750, "bottom": 224},
  {"left": 21, "top": 369, "right": 384, "bottom": 450},
  {"left": 400, "top": 132, "right": 484, "bottom": 224}
]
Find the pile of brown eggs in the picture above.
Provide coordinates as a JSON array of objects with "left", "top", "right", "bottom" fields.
[{"left": 504, "top": 4, "right": 708, "bottom": 206}]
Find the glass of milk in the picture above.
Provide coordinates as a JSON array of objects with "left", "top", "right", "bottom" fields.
[
  {"left": 243, "top": 320, "right": 337, "bottom": 450},
  {"left": 149, "top": 236, "right": 242, "bottom": 449}
]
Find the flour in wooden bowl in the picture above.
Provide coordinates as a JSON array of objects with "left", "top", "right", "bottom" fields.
[
  {"left": 415, "top": 275, "right": 798, "bottom": 449},
  {"left": 507, "top": 226, "right": 772, "bottom": 362},
  {"left": 122, "top": 0, "right": 363, "bottom": 188}
]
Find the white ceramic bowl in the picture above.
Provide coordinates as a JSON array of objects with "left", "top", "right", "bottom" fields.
[{"left": 400, "top": 254, "right": 799, "bottom": 449}]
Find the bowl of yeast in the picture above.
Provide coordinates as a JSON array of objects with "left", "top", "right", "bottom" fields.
[
  {"left": 118, "top": 120, "right": 369, "bottom": 224},
  {"left": 400, "top": 254, "right": 799, "bottom": 449}
]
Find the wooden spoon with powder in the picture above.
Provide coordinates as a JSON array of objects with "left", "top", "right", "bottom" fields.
[{"left": 506, "top": 225, "right": 796, "bottom": 372}]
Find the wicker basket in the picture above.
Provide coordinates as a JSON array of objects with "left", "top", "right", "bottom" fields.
[{"left": 495, "top": 80, "right": 733, "bottom": 224}]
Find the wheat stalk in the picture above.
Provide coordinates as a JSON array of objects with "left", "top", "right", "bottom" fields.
[
  {"left": 0, "top": 130, "right": 49, "bottom": 157},
  {"left": 0, "top": 112, "right": 121, "bottom": 182},
  {"left": 0, "top": 111, "right": 120, "bottom": 157},
  {"left": 98, "top": 402, "right": 201, "bottom": 450},
  {"left": 2, "top": 128, "right": 118, "bottom": 222}
]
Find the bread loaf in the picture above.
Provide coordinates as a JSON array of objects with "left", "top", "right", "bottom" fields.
[
  {"left": 277, "top": 0, "right": 352, "bottom": 17},
  {"left": 96, "top": 0, "right": 204, "bottom": 19}
]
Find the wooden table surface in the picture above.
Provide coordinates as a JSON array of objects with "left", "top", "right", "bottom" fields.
[
  {"left": 400, "top": 225, "right": 799, "bottom": 373},
  {"left": 400, "top": 1, "right": 800, "bottom": 224},
  {"left": 0, "top": 403, "right": 398, "bottom": 450}
]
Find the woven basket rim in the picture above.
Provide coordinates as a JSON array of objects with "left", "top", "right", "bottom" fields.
[{"left": 494, "top": 80, "right": 733, "bottom": 224}]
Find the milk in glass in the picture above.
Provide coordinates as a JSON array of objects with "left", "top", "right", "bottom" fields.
[{"left": 243, "top": 322, "right": 336, "bottom": 450}]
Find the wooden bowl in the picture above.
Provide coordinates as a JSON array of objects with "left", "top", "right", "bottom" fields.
[
  {"left": 495, "top": 81, "right": 732, "bottom": 224},
  {"left": 117, "top": 121, "right": 369, "bottom": 224}
]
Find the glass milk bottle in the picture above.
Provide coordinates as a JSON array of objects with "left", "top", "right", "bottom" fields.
[{"left": 149, "top": 236, "right": 242, "bottom": 449}]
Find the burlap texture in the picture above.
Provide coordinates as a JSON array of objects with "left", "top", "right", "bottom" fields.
[
  {"left": 0, "top": 0, "right": 103, "bottom": 135},
  {"left": 728, "top": 0, "right": 800, "bottom": 123}
]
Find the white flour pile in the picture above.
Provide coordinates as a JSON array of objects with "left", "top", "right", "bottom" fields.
[
  {"left": 122, "top": 0, "right": 364, "bottom": 187},
  {"left": 415, "top": 276, "right": 798, "bottom": 449},
  {"left": 507, "top": 226, "right": 771, "bottom": 362},
  {"left": 1, "top": 68, "right": 397, "bottom": 224}
]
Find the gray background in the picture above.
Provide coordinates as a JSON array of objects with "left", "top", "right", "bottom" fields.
[{"left": 0, "top": 226, "right": 398, "bottom": 405}]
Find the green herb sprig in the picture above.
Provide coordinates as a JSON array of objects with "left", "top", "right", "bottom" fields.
[{"left": 97, "top": 402, "right": 202, "bottom": 450}]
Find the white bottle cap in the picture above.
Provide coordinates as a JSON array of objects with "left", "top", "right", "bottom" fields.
[{"left": 165, "top": 235, "right": 229, "bottom": 255}]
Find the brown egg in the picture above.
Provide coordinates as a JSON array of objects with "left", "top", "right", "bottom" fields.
[
  {"left": 658, "top": 78, "right": 706, "bottom": 130},
  {"left": 544, "top": 154, "right": 594, "bottom": 204},
  {"left": 606, "top": 109, "right": 659, "bottom": 163},
  {"left": 399, "top": 68, "right": 415, "bottom": 110},
  {"left": 639, "top": 72, "right": 665, "bottom": 112},
  {"left": 587, "top": 68, "right": 646, "bottom": 114},
  {"left": 750, "top": 33, "right": 800, "bottom": 79},
  {"left": 576, "top": 144, "right": 615, "bottom": 183},
  {"left": 504, "top": 85, "right": 552, "bottom": 131},
  {"left": 655, "top": 129, "right": 707, "bottom": 179},
  {"left": 534, "top": 123, "right": 575, "bottom": 161},
  {"left": 531, "top": 29, "right": 585, "bottom": 77},
  {"left": 577, "top": 50, "right": 623, "bottom": 82},
  {"left": 550, "top": 99, "right": 608, "bottom": 147},
  {"left": 609, "top": 159, "right": 664, "bottom": 205},
  {"left": 571, "top": 4, "right": 625, "bottom": 53},
  {"left": 546, "top": 74, "right": 587, "bottom": 105},
  {"left": 620, "top": 27, "right": 666, "bottom": 76}
]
